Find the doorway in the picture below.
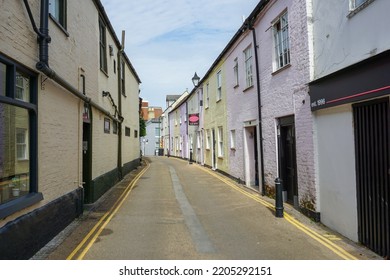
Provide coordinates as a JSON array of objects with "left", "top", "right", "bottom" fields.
[
  {"left": 244, "top": 125, "right": 259, "bottom": 189},
  {"left": 82, "top": 116, "right": 92, "bottom": 203},
  {"left": 277, "top": 116, "right": 298, "bottom": 206},
  {"left": 353, "top": 98, "right": 389, "bottom": 258}
]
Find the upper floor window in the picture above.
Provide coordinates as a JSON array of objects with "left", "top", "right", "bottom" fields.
[
  {"left": 273, "top": 11, "right": 290, "bottom": 71},
  {"left": 216, "top": 71, "right": 222, "bottom": 101},
  {"left": 350, "top": 0, "right": 372, "bottom": 9},
  {"left": 49, "top": 0, "right": 67, "bottom": 29},
  {"left": 205, "top": 83, "right": 209, "bottom": 108},
  {"left": 233, "top": 58, "right": 239, "bottom": 87},
  {"left": 99, "top": 17, "right": 108, "bottom": 73},
  {"left": 244, "top": 47, "right": 253, "bottom": 88},
  {"left": 348, "top": 0, "right": 375, "bottom": 16},
  {"left": 15, "top": 72, "right": 30, "bottom": 102},
  {"left": 120, "top": 60, "right": 126, "bottom": 96}
]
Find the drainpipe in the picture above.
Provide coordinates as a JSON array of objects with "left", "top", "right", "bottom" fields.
[
  {"left": 249, "top": 21, "right": 266, "bottom": 196},
  {"left": 23, "top": 0, "right": 119, "bottom": 123},
  {"left": 117, "top": 31, "right": 125, "bottom": 180}
]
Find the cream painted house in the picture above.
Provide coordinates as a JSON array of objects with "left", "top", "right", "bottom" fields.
[{"left": 0, "top": 0, "right": 140, "bottom": 259}]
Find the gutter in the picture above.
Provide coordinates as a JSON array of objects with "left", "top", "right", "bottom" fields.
[{"left": 23, "top": 0, "right": 120, "bottom": 122}]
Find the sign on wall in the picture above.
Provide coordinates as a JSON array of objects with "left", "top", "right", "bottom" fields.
[{"left": 188, "top": 114, "right": 199, "bottom": 126}]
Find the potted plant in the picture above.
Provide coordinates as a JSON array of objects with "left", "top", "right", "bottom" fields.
[{"left": 11, "top": 177, "right": 20, "bottom": 197}]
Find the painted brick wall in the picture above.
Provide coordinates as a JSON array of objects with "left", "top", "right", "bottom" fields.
[{"left": 257, "top": 0, "right": 317, "bottom": 209}]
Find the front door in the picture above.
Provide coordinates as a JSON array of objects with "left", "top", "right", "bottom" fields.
[
  {"left": 82, "top": 121, "right": 92, "bottom": 203},
  {"left": 278, "top": 116, "right": 298, "bottom": 205}
]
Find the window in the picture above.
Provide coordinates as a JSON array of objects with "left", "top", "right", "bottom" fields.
[
  {"left": 104, "top": 118, "right": 110, "bottom": 133},
  {"left": 155, "top": 127, "right": 160, "bottom": 137},
  {"left": 273, "top": 11, "right": 290, "bottom": 70},
  {"left": 233, "top": 58, "right": 239, "bottom": 87},
  {"left": 0, "top": 56, "right": 41, "bottom": 217},
  {"left": 205, "top": 83, "right": 210, "bottom": 108},
  {"left": 216, "top": 71, "right": 222, "bottom": 101},
  {"left": 230, "top": 130, "right": 236, "bottom": 149},
  {"left": 218, "top": 126, "right": 224, "bottom": 157},
  {"left": 16, "top": 128, "right": 28, "bottom": 160},
  {"left": 244, "top": 47, "right": 253, "bottom": 88},
  {"left": 197, "top": 131, "right": 201, "bottom": 149},
  {"left": 49, "top": 0, "right": 67, "bottom": 29},
  {"left": 120, "top": 60, "right": 126, "bottom": 96},
  {"left": 350, "top": 0, "right": 372, "bottom": 9},
  {"left": 99, "top": 17, "right": 108, "bottom": 73},
  {"left": 125, "top": 127, "right": 131, "bottom": 137},
  {"left": 15, "top": 72, "right": 30, "bottom": 102},
  {"left": 206, "top": 129, "right": 211, "bottom": 150},
  {"left": 134, "top": 130, "right": 138, "bottom": 138}
]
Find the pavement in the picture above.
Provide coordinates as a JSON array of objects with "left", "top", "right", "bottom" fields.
[{"left": 31, "top": 156, "right": 383, "bottom": 260}]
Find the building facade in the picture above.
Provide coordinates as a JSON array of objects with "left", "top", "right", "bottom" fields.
[
  {"left": 0, "top": 0, "right": 141, "bottom": 259},
  {"left": 309, "top": 0, "right": 390, "bottom": 258}
]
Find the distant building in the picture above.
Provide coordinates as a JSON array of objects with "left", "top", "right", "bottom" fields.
[{"left": 141, "top": 100, "right": 162, "bottom": 121}]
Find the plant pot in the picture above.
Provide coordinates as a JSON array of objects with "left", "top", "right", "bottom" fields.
[{"left": 12, "top": 188, "right": 20, "bottom": 197}]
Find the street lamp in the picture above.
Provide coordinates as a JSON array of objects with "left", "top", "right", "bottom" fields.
[{"left": 192, "top": 72, "right": 200, "bottom": 87}]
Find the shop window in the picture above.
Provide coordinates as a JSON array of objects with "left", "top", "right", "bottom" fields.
[{"left": 0, "top": 56, "right": 41, "bottom": 218}]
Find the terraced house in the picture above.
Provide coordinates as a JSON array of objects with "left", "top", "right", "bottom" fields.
[{"left": 0, "top": 0, "right": 141, "bottom": 259}]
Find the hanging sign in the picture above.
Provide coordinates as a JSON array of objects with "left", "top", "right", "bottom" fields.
[{"left": 189, "top": 114, "right": 199, "bottom": 126}]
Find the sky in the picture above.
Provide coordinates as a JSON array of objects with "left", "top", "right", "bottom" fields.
[{"left": 100, "top": 0, "right": 260, "bottom": 109}]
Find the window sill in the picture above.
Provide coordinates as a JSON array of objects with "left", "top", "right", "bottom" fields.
[
  {"left": 49, "top": 14, "right": 69, "bottom": 37},
  {"left": 218, "top": 156, "right": 224, "bottom": 159},
  {"left": 230, "top": 147, "right": 236, "bottom": 151},
  {"left": 347, "top": 0, "right": 375, "bottom": 18},
  {"left": 243, "top": 85, "right": 254, "bottom": 92},
  {"left": 216, "top": 99, "right": 222, "bottom": 103},
  {"left": 100, "top": 69, "right": 109, "bottom": 78},
  {"left": 234, "top": 84, "right": 239, "bottom": 89},
  {"left": 272, "top": 63, "right": 291, "bottom": 75},
  {"left": 0, "top": 192, "right": 43, "bottom": 219}
]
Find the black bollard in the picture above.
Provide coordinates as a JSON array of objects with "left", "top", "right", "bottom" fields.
[{"left": 275, "top": 178, "right": 284, "bottom": 218}]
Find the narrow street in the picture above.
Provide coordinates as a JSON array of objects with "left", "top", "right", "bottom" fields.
[{"left": 35, "top": 157, "right": 379, "bottom": 260}]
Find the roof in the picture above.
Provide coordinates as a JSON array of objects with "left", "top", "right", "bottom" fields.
[{"left": 166, "top": 95, "right": 182, "bottom": 101}]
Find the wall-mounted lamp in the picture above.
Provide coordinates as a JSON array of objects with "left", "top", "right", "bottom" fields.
[
  {"left": 102, "top": 91, "right": 110, "bottom": 97},
  {"left": 192, "top": 72, "right": 200, "bottom": 87}
]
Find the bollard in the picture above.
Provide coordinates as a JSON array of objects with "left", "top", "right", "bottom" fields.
[
  {"left": 189, "top": 149, "right": 193, "bottom": 164},
  {"left": 274, "top": 178, "right": 284, "bottom": 218}
]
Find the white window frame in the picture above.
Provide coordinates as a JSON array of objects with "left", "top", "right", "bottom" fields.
[
  {"left": 350, "top": 0, "right": 372, "bottom": 10},
  {"left": 216, "top": 71, "right": 222, "bottom": 101},
  {"left": 49, "top": 0, "right": 67, "bottom": 28},
  {"left": 244, "top": 47, "right": 253, "bottom": 88},
  {"left": 205, "top": 83, "right": 210, "bottom": 108},
  {"left": 230, "top": 130, "right": 236, "bottom": 150},
  {"left": 15, "top": 72, "right": 30, "bottom": 102},
  {"left": 16, "top": 128, "right": 28, "bottom": 160},
  {"left": 217, "top": 126, "right": 224, "bottom": 157},
  {"left": 206, "top": 129, "right": 211, "bottom": 150},
  {"left": 272, "top": 11, "right": 290, "bottom": 71},
  {"left": 233, "top": 58, "right": 239, "bottom": 87},
  {"left": 197, "top": 131, "right": 201, "bottom": 149}
]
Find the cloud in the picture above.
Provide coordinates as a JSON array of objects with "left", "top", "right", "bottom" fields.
[{"left": 100, "top": 0, "right": 259, "bottom": 107}]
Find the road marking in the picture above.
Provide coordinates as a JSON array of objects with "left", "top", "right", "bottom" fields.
[
  {"left": 169, "top": 166, "right": 216, "bottom": 254},
  {"left": 66, "top": 161, "right": 150, "bottom": 260},
  {"left": 193, "top": 163, "right": 358, "bottom": 260}
]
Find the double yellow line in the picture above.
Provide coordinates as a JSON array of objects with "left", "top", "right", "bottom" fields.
[
  {"left": 67, "top": 161, "right": 150, "bottom": 260},
  {"left": 196, "top": 165, "right": 358, "bottom": 260}
]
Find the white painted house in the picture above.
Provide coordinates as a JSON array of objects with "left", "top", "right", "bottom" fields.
[{"left": 309, "top": 0, "right": 390, "bottom": 258}]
